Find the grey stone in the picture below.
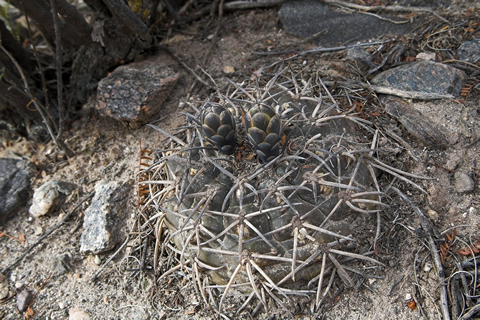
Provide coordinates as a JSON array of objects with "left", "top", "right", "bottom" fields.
[
  {"left": 95, "top": 56, "right": 179, "bottom": 126},
  {"left": 80, "top": 181, "right": 129, "bottom": 254},
  {"left": 372, "top": 60, "right": 466, "bottom": 97},
  {"left": 16, "top": 290, "right": 33, "bottom": 312},
  {"left": 29, "top": 180, "right": 74, "bottom": 217},
  {"left": 0, "top": 158, "right": 35, "bottom": 225},
  {"left": 454, "top": 172, "right": 474, "bottom": 194},
  {"left": 457, "top": 39, "right": 480, "bottom": 63},
  {"left": 52, "top": 254, "right": 72, "bottom": 277},
  {"left": 384, "top": 100, "right": 449, "bottom": 149},
  {"left": 278, "top": 0, "right": 422, "bottom": 46},
  {"left": 0, "top": 275, "right": 9, "bottom": 300}
]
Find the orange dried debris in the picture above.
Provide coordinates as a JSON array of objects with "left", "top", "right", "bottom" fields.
[{"left": 0, "top": 230, "right": 26, "bottom": 243}]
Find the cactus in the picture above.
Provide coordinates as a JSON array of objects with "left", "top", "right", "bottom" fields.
[{"left": 141, "top": 68, "right": 428, "bottom": 317}]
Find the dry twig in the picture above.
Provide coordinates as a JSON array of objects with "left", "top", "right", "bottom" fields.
[{"left": 392, "top": 187, "right": 450, "bottom": 320}]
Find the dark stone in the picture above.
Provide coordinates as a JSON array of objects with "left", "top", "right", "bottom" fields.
[
  {"left": 457, "top": 39, "right": 480, "bottom": 63},
  {"left": 372, "top": 60, "right": 466, "bottom": 97},
  {"left": 384, "top": 100, "right": 449, "bottom": 149},
  {"left": 95, "top": 56, "right": 179, "bottom": 126},
  {"left": 16, "top": 290, "right": 33, "bottom": 312},
  {"left": 278, "top": 0, "right": 422, "bottom": 46},
  {"left": 80, "top": 181, "right": 129, "bottom": 254},
  {"left": 0, "top": 158, "right": 35, "bottom": 225}
]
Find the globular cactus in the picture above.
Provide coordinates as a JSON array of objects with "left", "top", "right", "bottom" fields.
[
  {"left": 244, "top": 105, "right": 282, "bottom": 162},
  {"left": 201, "top": 105, "right": 236, "bottom": 155},
  {"left": 142, "top": 68, "right": 429, "bottom": 317}
]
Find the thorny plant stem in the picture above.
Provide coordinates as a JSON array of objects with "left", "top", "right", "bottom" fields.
[{"left": 0, "top": 44, "right": 74, "bottom": 157}]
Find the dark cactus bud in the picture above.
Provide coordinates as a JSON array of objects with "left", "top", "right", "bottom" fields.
[
  {"left": 245, "top": 105, "right": 282, "bottom": 163},
  {"left": 201, "top": 106, "right": 236, "bottom": 155}
]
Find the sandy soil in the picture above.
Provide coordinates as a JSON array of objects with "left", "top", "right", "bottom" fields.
[{"left": 1, "top": 2, "right": 479, "bottom": 319}]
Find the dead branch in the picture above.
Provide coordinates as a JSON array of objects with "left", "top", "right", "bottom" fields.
[
  {"left": 368, "top": 85, "right": 454, "bottom": 100},
  {"left": 322, "top": 0, "right": 450, "bottom": 24},
  {"left": 102, "top": 0, "right": 152, "bottom": 47},
  {"left": 49, "top": 0, "right": 66, "bottom": 140},
  {"left": 0, "top": 44, "right": 74, "bottom": 157},
  {"left": 392, "top": 187, "right": 451, "bottom": 320}
]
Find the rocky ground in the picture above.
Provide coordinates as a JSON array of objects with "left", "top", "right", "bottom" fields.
[{"left": 0, "top": 1, "right": 479, "bottom": 319}]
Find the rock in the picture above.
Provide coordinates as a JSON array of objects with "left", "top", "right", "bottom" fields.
[
  {"left": 222, "top": 65, "right": 235, "bottom": 74},
  {"left": 454, "top": 171, "right": 474, "bottom": 194},
  {"left": 426, "top": 209, "right": 439, "bottom": 222},
  {"left": 372, "top": 60, "right": 466, "bottom": 97},
  {"left": 16, "top": 290, "right": 33, "bottom": 312},
  {"left": 384, "top": 100, "right": 449, "bottom": 149},
  {"left": 279, "top": 0, "right": 422, "bottom": 46},
  {"left": 29, "top": 180, "right": 74, "bottom": 217},
  {"left": 52, "top": 254, "right": 72, "bottom": 277},
  {"left": 0, "top": 158, "right": 35, "bottom": 225},
  {"left": 457, "top": 39, "right": 480, "bottom": 63},
  {"left": 95, "top": 56, "right": 179, "bottom": 126},
  {"left": 69, "top": 307, "right": 91, "bottom": 320},
  {"left": 0, "top": 273, "right": 9, "bottom": 300},
  {"left": 80, "top": 181, "right": 129, "bottom": 254},
  {"left": 346, "top": 48, "right": 377, "bottom": 72},
  {"left": 416, "top": 52, "right": 436, "bottom": 61},
  {"left": 127, "top": 309, "right": 150, "bottom": 320}
]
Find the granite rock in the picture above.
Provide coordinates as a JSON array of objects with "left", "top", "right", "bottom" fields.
[{"left": 80, "top": 181, "right": 129, "bottom": 254}]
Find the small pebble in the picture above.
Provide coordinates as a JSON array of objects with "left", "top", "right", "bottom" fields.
[
  {"left": 426, "top": 209, "right": 439, "bottom": 222},
  {"left": 35, "top": 226, "right": 44, "bottom": 236},
  {"left": 454, "top": 171, "right": 474, "bottom": 193},
  {"left": 424, "top": 262, "right": 433, "bottom": 272},
  {"left": 59, "top": 302, "right": 66, "bottom": 310},
  {"left": 69, "top": 307, "right": 91, "bottom": 320},
  {"left": 222, "top": 66, "right": 235, "bottom": 74},
  {"left": 16, "top": 290, "right": 33, "bottom": 312},
  {"left": 416, "top": 52, "right": 436, "bottom": 61},
  {"left": 94, "top": 255, "right": 102, "bottom": 266},
  {"left": 0, "top": 277, "right": 9, "bottom": 300},
  {"left": 15, "top": 282, "right": 23, "bottom": 289},
  {"left": 405, "top": 293, "right": 412, "bottom": 301}
]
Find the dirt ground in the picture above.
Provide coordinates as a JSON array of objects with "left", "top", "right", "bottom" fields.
[{"left": 1, "top": 2, "right": 479, "bottom": 319}]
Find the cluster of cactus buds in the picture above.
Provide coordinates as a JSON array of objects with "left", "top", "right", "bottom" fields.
[
  {"left": 201, "top": 104, "right": 282, "bottom": 162},
  {"left": 244, "top": 105, "right": 282, "bottom": 162},
  {"left": 201, "top": 106, "right": 236, "bottom": 155}
]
